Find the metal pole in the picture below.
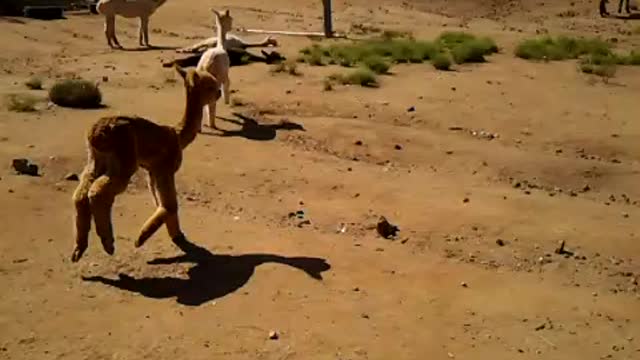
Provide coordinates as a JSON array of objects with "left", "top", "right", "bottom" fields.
[{"left": 322, "top": 0, "right": 333, "bottom": 38}]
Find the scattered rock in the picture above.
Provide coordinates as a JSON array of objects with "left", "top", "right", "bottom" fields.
[
  {"left": 394, "top": 144, "right": 403, "bottom": 150},
  {"left": 463, "top": 197, "right": 470, "bottom": 203},
  {"left": 64, "top": 173, "right": 79, "bottom": 181},
  {"left": 11, "top": 158, "right": 39, "bottom": 176},
  {"left": 496, "top": 239, "right": 506, "bottom": 246},
  {"left": 407, "top": 106, "right": 415, "bottom": 112},
  {"left": 268, "top": 330, "right": 279, "bottom": 340},
  {"left": 555, "top": 240, "right": 574, "bottom": 256},
  {"left": 376, "top": 216, "right": 399, "bottom": 239},
  {"left": 354, "top": 140, "right": 363, "bottom": 146},
  {"left": 461, "top": 281, "right": 468, "bottom": 288},
  {"left": 102, "top": 75, "right": 109, "bottom": 82}
]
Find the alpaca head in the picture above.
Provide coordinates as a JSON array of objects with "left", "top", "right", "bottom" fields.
[
  {"left": 174, "top": 65, "right": 221, "bottom": 105},
  {"left": 265, "top": 36, "right": 278, "bottom": 47},
  {"left": 211, "top": 9, "right": 233, "bottom": 35}
]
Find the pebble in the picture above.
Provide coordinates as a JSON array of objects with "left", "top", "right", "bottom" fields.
[
  {"left": 461, "top": 281, "right": 468, "bottom": 288},
  {"left": 64, "top": 173, "right": 79, "bottom": 181},
  {"left": 496, "top": 239, "right": 506, "bottom": 246},
  {"left": 268, "top": 330, "right": 279, "bottom": 340}
]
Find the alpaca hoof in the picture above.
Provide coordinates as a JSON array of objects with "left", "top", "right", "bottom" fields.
[
  {"left": 171, "top": 232, "right": 187, "bottom": 245},
  {"left": 134, "top": 237, "right": 146, "bottom": 248},
  {"left": 71, "top": 246, "right": 86, "bottom": 263},
  {"left": 101, "top": 241, "right": 115, "bottom": 256}
]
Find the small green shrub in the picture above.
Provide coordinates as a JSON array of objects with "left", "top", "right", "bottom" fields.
[
  {"left": 624, "top": 50, "right": 640, "bottom": 65},
  {"left": 515, "top": 36, "right": 612, "bottom": 60},
  {"left": 25, "top": 77, "right": 43, "bottom": 90},
  {"left": 328, "top": 68, "right": 378, "bottom": 88},
  {"left": 431, "top": 52, "right": 452, "bottom": 70},
  {"left": 580, "top": 62, "right": 617, "bottom": 78},
  {"left": 5, "top": 93, "right": 40, "bottom": 112},
  {"left": 436, "top": 31, "right": 477, "bottom": 47},
  {"left": 362, "top": 55, "right": 390, "bottom": 74},
  {"left": 49, "top": 79, "right": 102, "bottom": 109},
  {"left": 580, "top": 54, "right": 618, "bottom": 77}
]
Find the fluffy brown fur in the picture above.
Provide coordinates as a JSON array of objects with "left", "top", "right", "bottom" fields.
[{"left": 70, "top": 65, "right": 221, "bottom": 262}]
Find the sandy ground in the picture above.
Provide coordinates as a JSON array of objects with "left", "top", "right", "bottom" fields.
[{"left": 1, "top": 0, "right": 639, "bottom": 359}]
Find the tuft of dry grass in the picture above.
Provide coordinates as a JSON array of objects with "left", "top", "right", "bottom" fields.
[
  {"left": 25, "top": 77, "right": 44, "bottom": 90},
  {"left": 270, "top": 60, "right": 301, "bottom": 76},
  {"left": 5, "top": 93, "right": 41, "bottom": 112}
]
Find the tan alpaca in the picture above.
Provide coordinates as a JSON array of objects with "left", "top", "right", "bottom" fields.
[
  {"left": 96, "top": 0, "right": 168, "bottom": 49},
  {"left": 177, "top": 34, "right": 278, "bottom": 54},
  {"left": 196, "top": 9, "right": 232, "bottom": 130},
  {"left": 70, "top": 65, "right": 221, "bottom": 263}
]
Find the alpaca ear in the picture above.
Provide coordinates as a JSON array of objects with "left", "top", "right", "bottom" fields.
[
  {"left": 174, "top": 64, "right": 187, "bottom": 80},
  {"left": 224, "top": 9, "right": 230, "bottom": 16},
  {"left": 211, "top": 8, "right": 219, "bottom": 16}
]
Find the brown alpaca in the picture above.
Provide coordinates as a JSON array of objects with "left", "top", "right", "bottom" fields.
[{"left": 70, "top": 65, "right": 221, "bottom": 263}]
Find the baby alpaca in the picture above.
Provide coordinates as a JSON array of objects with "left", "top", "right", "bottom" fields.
[
  {"left": 196, "top": 8, "right": 232, "bottom": 130},
  {"left": 70, "top": 65, "right": 221, "bottom": 263}
]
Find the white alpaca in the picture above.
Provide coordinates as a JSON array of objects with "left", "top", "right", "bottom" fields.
[
  {"left": 177, "top": 34, "right": 278, "bottom": 54},
  {"left": 196, "top": 9, "right": 232, "bottom": 130},
  {"left": 96, "top": 0, "right": 168, "bottom": 49}
]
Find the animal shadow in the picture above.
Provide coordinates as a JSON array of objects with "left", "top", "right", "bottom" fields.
[
  {"left": 212, "top": 112, "right": 305, "bottom": 141},
  {"left": 82, "top": 235, "right": 331, "bottom": 306}
]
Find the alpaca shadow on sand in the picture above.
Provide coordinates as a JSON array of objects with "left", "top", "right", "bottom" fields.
[
  {"left": 82, "top": 236, "right": 330, "bottom": 306},
  {"left": 211, "top": 112, "right": 305, "bottom": 141}
]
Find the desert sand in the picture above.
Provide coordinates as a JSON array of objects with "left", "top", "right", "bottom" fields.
[{"left": 0, "top": 0, "right": 639, "bottom": 359}]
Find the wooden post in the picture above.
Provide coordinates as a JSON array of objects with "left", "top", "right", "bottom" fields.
[{"left": 322, "top": 0, "right": 333, "bottom": 38}]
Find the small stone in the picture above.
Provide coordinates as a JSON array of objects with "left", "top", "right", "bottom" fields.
[
  {"left": 582, "top": 184, "right": 591, "bottom": 192},
  {"left": 268, "top": 331, "right": 279, "bottom": 340},
  {"left": 461, "top": 281, "right": 468, "bottom": 288},
  {"left": 496, "top": 239, "right": 505, "bottom": 246},
  {"left": 407, "top": 106, "right": 415, "bottom": 112},
  {"left": 463, "top": 197, "right": 470, "bottom": 203},
  {"left": 102, "top": 76, "right": 109, "bottom": 82},
  {"left": 64, "top": 173, "right": 79, "bottom": 181},
  {"left": 354, "top": 140, "right": 363, "bottom": 146},
  {"left": 622, "top": 213, "right": 629, "bottom": 218},
  {"left": 394, "top": 144, "right": 403, "bottom": 150},
  {"left": 11, "top": 158, "right": 39, "bottom": 176}
]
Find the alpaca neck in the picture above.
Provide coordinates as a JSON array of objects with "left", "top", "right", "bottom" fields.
[
  {"left": 174, "top": 88, "right": 204, "bottom": 149},
  {"left": 215, "top": 14, "right": 228, "bottom": 50}
]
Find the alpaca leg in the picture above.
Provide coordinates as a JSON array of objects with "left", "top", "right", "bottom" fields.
[
  {"left": 88, "top": 175, "right": 130, "bottom": 256},
  {"left": 109, "top": 16, "right": 122, "bottom": 49},
  {"left": 135, "top": 173, "right": 181, "bottom": 247},
  {"left": 71, "top": 164, "right": 98, "bottom": 262},
  {"left": 222, "top": 75, "right": 231, "bottom": 105},
  {"left": 104, "top": 16, "right": 114, "bottom": 48},
  {"left": 206, "top": 100, "right": 218, "bottom": 129},
  {"left": 138, "top": 17, "right": 144, "bottom": 46},
  {"left": 142, "top": 17, "right": 150, "bottom": 47},
  {"left": 147, "top": 172, "right": 159, "bottom": 206}
]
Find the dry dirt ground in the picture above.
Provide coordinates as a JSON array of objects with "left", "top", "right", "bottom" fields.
[{"left": 1, "top": 0, "right": 640, "bottom": 359}]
